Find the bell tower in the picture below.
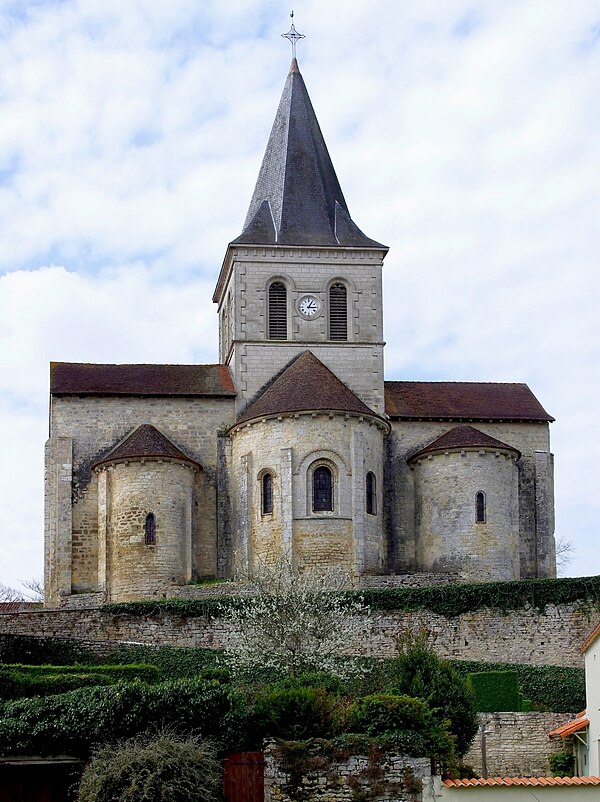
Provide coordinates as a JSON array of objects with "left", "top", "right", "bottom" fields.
[{"left": 213, "top": 50, "right": 388, "bottom": 415}]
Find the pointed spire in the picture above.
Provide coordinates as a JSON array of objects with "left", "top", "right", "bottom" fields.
[{"left": 232, "top": 60, "right": 385, "bottom": 249}]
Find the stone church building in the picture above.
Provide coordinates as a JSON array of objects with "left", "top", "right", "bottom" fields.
[{"left": 44, "top": 58, "right": 556, "bottom": 606}]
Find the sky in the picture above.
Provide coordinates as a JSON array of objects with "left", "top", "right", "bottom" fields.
[{"left": 0, "top": 0, "right": 598, "bottom": 591}]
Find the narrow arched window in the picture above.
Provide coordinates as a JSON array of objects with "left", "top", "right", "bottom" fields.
[
  {"left": 476, "top": 492, "right": 486, "bottom": 523},
  {"left": 329, "top": 283, "right": 347, "bottom": 340},
  {"left": 366, "top": 472, "right": 377, "bottom": 515},
  {"left": 144, "top": 513, "right": 156, "bottom": 544},
  {"left": 268, "top": 281, "right": 287, "bottom": 340},
  {"left": 262, "top": 473, "right": 273, "bottom": 515},
  {"left": 313, "top": 466, "right": 333, "bottom": 512}
]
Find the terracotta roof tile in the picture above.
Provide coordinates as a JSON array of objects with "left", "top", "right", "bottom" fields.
[
  {"left": 385, "top": 381, "right": 554, "bottom": 422},
  {"left": 51, "top": 363, "right": 236, "bottom": 397},
  {"left": 235, "top": 351, "right": 380, "bottom": 426},
  {"left": 92, "top": 424, "right": 201, "bottom": 470},
  {"left": 581, "top": 622, "right": 600, "bottom": 653},
  {"left": 408, "top": 425, "right": 520, "bottom": 463},
  {"left": 443, "top": 776, "right": 600, "bottom": 787},
  {"left": 549, "top": 713, "right": 589, "bottom": 738}
]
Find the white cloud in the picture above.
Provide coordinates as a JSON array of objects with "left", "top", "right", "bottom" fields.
[{"left": 0, "top": 0, "right": 598, "bottom": 588}]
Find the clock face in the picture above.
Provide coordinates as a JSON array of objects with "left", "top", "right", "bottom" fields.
[{"left": 298, "top": 295, "right": 321, "bottom": 318}]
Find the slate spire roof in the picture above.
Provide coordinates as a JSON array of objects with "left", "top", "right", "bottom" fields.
[
  {"left": 92, "top": 424, "right": 201, "bottom": 470},
  {"left": 232, "top": 59, "right": 385, "bottom": 249},
  {"left": 234, "top": 350, "right": 382, "bottom": 427}
]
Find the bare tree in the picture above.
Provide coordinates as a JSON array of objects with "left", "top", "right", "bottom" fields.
[
  {"left": 555, "top": 537, "right": 575, "bottom": 575},
  {"left": 218, "top": 559, "right": 371, "bottom": 679},
  {"left": 0, "top": 578, "right": 44, "bottom": 603},
  {"left": 0, "top": 583, "right": 24, "bottom": 602}
]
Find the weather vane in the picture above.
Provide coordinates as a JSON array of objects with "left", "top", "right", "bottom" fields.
[{"left": 281, "top": 11, "right": 305, "bottom": 59}]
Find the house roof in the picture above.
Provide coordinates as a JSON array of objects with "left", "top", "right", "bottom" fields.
[
  {"left": 50, "top": 363, "right": 236, "bottom": 397},
  {"left": 385, "top": 381, "right": 554, "bottom": 422},
  {"left": 92, "top": 424, "right": 201, "bottom": 470},
  {"left": 581, "top": 622, "right": 600, "bottom": 653},
  {"left": 231, "top": 58, "right": 385, "bottom": 250},
  {"left": 548, "top": 711, "right": 589, "bottom": 738},
  {"left": 444, "top": 776, "right": 600, "bottom": 787},
  {"left": 234, "top": 350, "right": 380, "bottom": 427},
  {"left": 408, "top": 425, "right": 521, "bottom": 463}
]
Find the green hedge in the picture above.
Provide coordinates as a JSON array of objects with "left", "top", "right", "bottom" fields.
[
  {"left": 104, "top": 644, "right": 220, "bottom": 679},
  {"left": 0, "top": 679, "right": 248, "bottom": 757},
  {"left": 466, "top": 671, "right": 523, "bottom": 712},
  {"left": 450, "top": 660, "right": 584, "bottom": 712},
  {"left": 0, "top": 635, "right": 97, "bottom": 665},
  {"left": 0, "top": 664, "right": 160, "bottom": 700},
  {"left": 103, "top": 576, "right": 600, "bottom": 619}
]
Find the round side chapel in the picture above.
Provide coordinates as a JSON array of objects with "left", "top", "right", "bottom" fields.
[
  {"left": 44, "top": 45, "right": 556, "bottom": 606},
  {"left": 92, "top": 425, "right": 201, "bottom": 602}
]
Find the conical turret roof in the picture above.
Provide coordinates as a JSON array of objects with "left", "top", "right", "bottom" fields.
[
  {"left": 92, "top": 424, "right": 201, "bottom": 470},
  {"left": 232, "top": 59, "right": 385, "bottom": 249}
]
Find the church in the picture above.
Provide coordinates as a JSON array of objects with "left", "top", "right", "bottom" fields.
[{"left": 44, "top": 54, "right": 556, "bottom": 607}]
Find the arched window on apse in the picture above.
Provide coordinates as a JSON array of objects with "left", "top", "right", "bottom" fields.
[
  {"left": 329, "top": 283, "right": 348, "bottom": 340},
  {"left": 268, "top": 281, "right": 287, "bottom": 340},
  {"left": 475, "top": 492, "right": 486, "bottom": 523},
  {"left": 144, "top": 513, "right": 156, "bottom": 544},
  {"left": 262, "top": 473, "right": 273, "bottom": 515},
  {"left": 366, "top": 472, "right": 377, "bottom": 515},
  {"left": 313, "top": 466, "right": 333, "bottom": 512}
]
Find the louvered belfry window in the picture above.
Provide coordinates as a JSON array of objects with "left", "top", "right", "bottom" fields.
[
  {"left": 268, "top": 281, "right": 287, "bottom": 340},
  {"left": 313, "top": 466, "right": 333, "bottom": 512},
  {"left": 329, "top": 283, "right": 348, "bottom": 340}
]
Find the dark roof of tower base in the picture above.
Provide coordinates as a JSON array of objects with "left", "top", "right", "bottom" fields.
[
  {"left": 92, "top": 424, "right": 201, "bottom": 470},
  {"left": 231, "top": 58, "right": 386, "bottom": 250},
  {"left": 385, "top": 381, "right": 554, "bottom": 422},
  {"left": 408, "top": 424, "right": 521, "bottom": 463},
  {"left": 50, "top": 363, "right": 236, "bottom": 397},
  {"left": 234, "top": 350, "right": 380, "bottom": 427}
]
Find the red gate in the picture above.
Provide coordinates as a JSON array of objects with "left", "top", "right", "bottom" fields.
[{"left": 223, "top": 751, "right": 264, "bottom": 802}]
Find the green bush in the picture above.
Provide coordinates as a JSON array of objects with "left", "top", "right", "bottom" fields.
[
  {"left": 347, "top": 693, "right": 455, "bottom": 768},
  {"left": 105, "top": 644, "right": 220, "bottom": 680},
  {"left": 0, "top": 679, "right": 248, "bottom": 757},
  {"left": 0, "top": 663, "right": 160, "bottom": 700},
  {"left": 250, "top": 686, "right": 336, "bottom": 741},
  {"left": 389, "top": 633, "right": 478, "bottom": 756},
  {"left": 467, "top": 671, "right": 522, "bottom": 712},
  {"left": 274, "top": 672, "right": 345, "bottom": 694},
  {"left": 450, "top": 660, "right": 585, "bottom": 712},
  {"left": 548, "top": 749, "right": 575, "bottom": 778},
  {"left": 77, "top": 731, "right": 221, "bottom": 802},
  {"left": 0, "top": 635, "right": 97, "bottom": 665}
]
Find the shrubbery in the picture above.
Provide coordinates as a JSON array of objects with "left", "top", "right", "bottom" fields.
[
  {"left": 78, "top": 731, "right": 221, "bottom": 802},
  {"left": 466, "top": 670, "right": 531, "bottom": 712},
  {"left": 0, "top": 679, "right": 247, "bottom": 757},
  {"left": 0, "top": 664, "right": 159, "bottom": 700},
  {"left": 250, "top": 686, "right": 336, "bottom": 741}
]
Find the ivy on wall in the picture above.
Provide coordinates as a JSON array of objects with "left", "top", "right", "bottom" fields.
[{"left": 102, "top": 575, "right": 600, "bottom": 619}]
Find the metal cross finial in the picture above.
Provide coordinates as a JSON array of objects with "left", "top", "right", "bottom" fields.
[{"left": 281, "top": 11, "right": 305, "bottom": 59}]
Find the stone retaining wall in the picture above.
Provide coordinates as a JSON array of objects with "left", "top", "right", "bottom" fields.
[
  {"left": 464, "top": 713, "right": 570, "bottom": 777},
  {"left": 0, "top": 602, "right": 596, "bottom": 668},
  {"left": 264, "top": 742, "right": 431, "bottom": 802}
]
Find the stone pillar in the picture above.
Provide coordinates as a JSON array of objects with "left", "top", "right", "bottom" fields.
[
  {"left": 352, "top": 428, "right": 366, "bottom": 575},
  {"left": 280, "top": 447, "right": 294, "bottom": 560},
  {"left": 239, "top": 453, "right": 251, "bottom": 574},
  {"left": 535, "top": 450, "right": 556, "bottom": 577},
  {"left": 96, "top": 469, "right": 108, "bottom": 593},
  {"left": 44, "top": 436, "right": 73, "bottom": 606}
]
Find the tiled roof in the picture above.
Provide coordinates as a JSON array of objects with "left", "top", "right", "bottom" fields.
[
  {"left": 385, "top": 381, "right": 554, "bottom": 422},
  {"left": 92, "top": 424, "right": 201, "bottom": 470},
  {"left": 581, "top": 622, "right": 600, "bottom": 653},
  {"left": 444, "top": 776, "right": 600, "bottom": 787},
  {"left": 408, "top": 425, "right": 520, "bottom": 463},
  {"left": 235, "top": 351, "right": 379, "bottom": 427},
  {"left": 549, "top": 712, "right": 589, "bottom": 738},
  {"left": 0, "top": 602, "right": 39, "bottom": 612},
  {"left": 50, "top": 363, "right": 236, "bottom": 397},
  {"left": 231, "top": 58, "right": 385, "bottom": 250}
]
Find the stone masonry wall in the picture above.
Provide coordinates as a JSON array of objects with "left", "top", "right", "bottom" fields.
[
  {"left": 47, "top": 394, "right": 234, "bottom": 604},
  {"left": 464, "top": 713, "right": 569, "bottom": 778},
  {"left": 219, "top": 246, "right": 387, "bottom": 415},
  {"left": 387, "top": 420, "right": 555, "bottom": 580},
  {"left": 264, "top": 742, "right": 431, "bottom": 802},
  {"left": 1, "top": 602, "right": 596, "bottom": 668}
]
